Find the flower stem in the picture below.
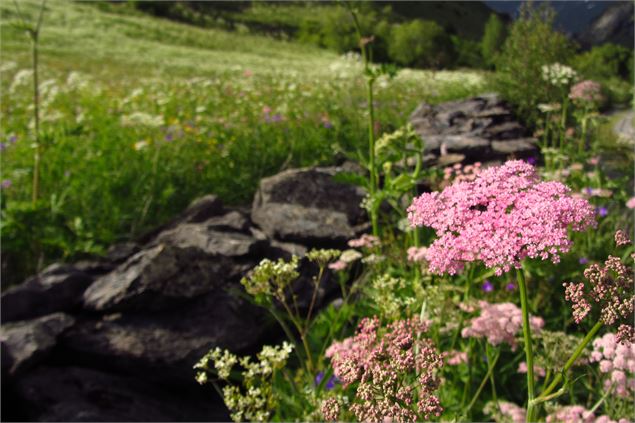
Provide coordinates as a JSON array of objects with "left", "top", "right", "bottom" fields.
[
  {"left": 463, "top": 347, "right": 500, "bottom": 416},
  {"left": 533, "top": 320, "right": 603, "bottom": 405},
  {"left": 517, "top": 267, "right": 536, "bottom": 422}
]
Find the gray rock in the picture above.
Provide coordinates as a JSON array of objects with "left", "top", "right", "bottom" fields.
[
  {"left": 409, "top": 94, "right": 538, "bottom": 165},
  {"left": 66, "top": 291, "right": 267, "bottom": 383},
  {"left": 252, "top": 167, "right": 367, "bottom": 245},
  {"left": 1, "top": 264, "right": 93, "bottom": 322},
  {"left": 154, "top": 225, "right": 263, "bottom": 257},
  {"left": 137, "top": 194, "right": 225, "bottom": 244},
  {"left": 1, "top": 313, "right": 75, "bottom": 376},
  {"left": 491, "top": 138, "right": 539, "bottom": 155},
  {"left": 82, "top": 234, "right": 259, "bottom": 312},
  {"left": 13, "top": 366, "right": 227, "bottom": 421},
  {"left": 442, "top": 135, "right": 490, "bottom": 153},
  {"left": 204, "top": 210, "right": 250, "bottom": 233},
  {"left": 106, "top": 242, "right": 141, "bottom": 263}
]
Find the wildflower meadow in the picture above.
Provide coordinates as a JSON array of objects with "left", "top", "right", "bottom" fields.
[{"left": 1, "top": 1, "right": 634, "bottom": 422}]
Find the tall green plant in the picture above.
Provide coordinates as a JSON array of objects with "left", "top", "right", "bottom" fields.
[
  {"left": 12, "top": 0, "right": 47, "bottom": 203},
  {"left": 494, "top": 2, "right": 573, "bottom": 125},
  {"left": 480, "top": 14, "right": 507, "bottom": 68}
]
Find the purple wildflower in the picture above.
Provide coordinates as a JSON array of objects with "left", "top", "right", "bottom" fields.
[
  {"left": 579, "top": 257, "right": 589, "bottom": 265},
  {"left": 1, "top": 179, "right": 11, "bottom": 189},
  {"left": 525, "top": 156, "right": 537, "bottom": 166},
  {"left": 8, "top": 135, "right": 17, "bottom": 144},
  {"left": 597, "top": 207, "right": 608, "bottom": 217},
  {"left": 0, "top": 143, "right": 6, "bottom": 151},
  {"left": 164, "top": 133, "right": 174, "bottom": 142},
  {"left": 482, "top": 280, "right": 494, "bottom": 292},
  {"left": 315, "top": 371, "right": 337, "bottom": 390},
  {"left": 506, "top": 283, "right": 516, "bottom": 291}
]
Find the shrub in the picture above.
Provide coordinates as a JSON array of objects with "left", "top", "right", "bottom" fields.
[
  {"left": 494, "top": 3, "right": 574, "bottom": 125},
  {"left": 388, "top": 19, "right": 455, "bottom": 68},
  {"left": 452, "top": 35, "right": 484, "bottom": 69},
  {"left": 480, "top": 14, "right": 507, "bottom": 68},
  {"left": 572, "top": 43, "right": 634, "bottom": 82}
]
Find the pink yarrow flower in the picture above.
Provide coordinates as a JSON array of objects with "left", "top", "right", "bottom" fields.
[
  {"left": 407, "top": 246, "right": 428, "bottom": 263},
  {"left": 348, "top": 234, "right": 380, "bottom": 249},
  {"left": 569, "top": 80, "right": 603, "bottom": 103},
  {"left": 407, "top": 160, "right": 596, "bottom": 275},
  {"left": 462, "top": 301, "right": 544, "bottom": 350},
  {"left": 591, "top": 332, "right": 635, "bottom": 398}
]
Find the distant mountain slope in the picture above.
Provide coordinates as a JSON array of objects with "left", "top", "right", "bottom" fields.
[
  {"left": 485, "top": 1, "right": 633, "bottom": 49},
  {"left": 577, "top": 1, "right": 634, "bottom": 49}
]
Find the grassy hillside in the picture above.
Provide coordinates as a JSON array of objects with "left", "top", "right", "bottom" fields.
[
  {"left": 0, "top": 0, "right": 341, "bottom": 78},
  {"left": 0, "top": 0, "right": 489, "bottom": 284}
]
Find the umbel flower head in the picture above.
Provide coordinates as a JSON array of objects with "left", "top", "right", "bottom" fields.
[
  {"left": 563, "top": 233, "right": 634, "bottom": 343},
  {"left": 324, "top": 317, "right": 443, "bottom": 422},
  {"left": 407, "top": 160, "right": 596, "bottom": 275}
]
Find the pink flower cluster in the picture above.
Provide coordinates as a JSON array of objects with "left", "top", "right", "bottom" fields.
[
  {"left": 348, "top": 234, "right": 380, "bottom": 249},
  {"left": 461, "top": 301, "right": 544, "bottom": 350},
  {"left": 497, "top": 401, "right": 527, "bottom": 423},
  {"left": 546, "top": 405, "right": 595, "bottom": 423},
  {"left": 321, "top": 397, "right": 340, "bottom": 421},
  {"left": 442, "top": 162, "right": 482, "bottom": 185},
  {"left": 563, "top": 247, "right": 634, "bottom": 337},
  {"left": 407, "top": 246, "right": 428, "bottom": 263},
  {"left": 407, "top": 160, "right": 596, "bottom": 275},
  {"left": 518, "top": 361, "right": 546, "bottom": 377},
  {"left": 591, "top": 332, "right": 635, "bottom": 398},
  {"left": 546, "top": 405, "right": 630, "bottom": 423},
  {"left": 614, "top": 230, "right": 631, "bottom": 247},
  {"left": 325, "top": 317, "right": 443, "bottom": 422},
  {"left": 444, "top": 350, "right": 468, "bottom": 366},
  {"left": 569, "top": 80, "right": 603, "bottom": 103}
]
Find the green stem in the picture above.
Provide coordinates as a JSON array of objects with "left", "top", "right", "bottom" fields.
[
  {"left": 304, "top": 266, "right": 324, "bottom": 329},
  {"left": 278, "top": 298, "right": 314, "bottom": 373},
  {"left": 31, "top": 33, "right": 41, "bottom": 204},
  {"left": 367, "top": 76, "right": 379, "bottom": 236},
  {"left": 464, "top": 348, "right": 500, "bottom": 416},
  {"left": 517, "top": 267, "right": 536, "bottom": 422},
  {"left": 450, "top": 266, "right": 473, "bottom": 349},
  {"left": 268, "top": 306, "right": 305, "bottom": 368},
  {"left": 534, "top": 320, "right": 603, "bottom": 404},
  {"left": 487, "top": 344, "right": 499, "bottom": 407},
  {"left": 345, "top": 2, "right": 379, "bottom": 236}
]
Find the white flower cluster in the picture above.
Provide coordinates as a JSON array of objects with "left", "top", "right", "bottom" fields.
[
  {"left": 542, "top": 63, "right": 577, "bottom": 86},
  {"left": 240, "top": 256, "right": 300, "bottom": 299},
  {"left": 194, "top": 342, "right": 294, "bottom": 423},
  {"left": 120, "top": 111, "right": 164, "bottom": 128}
]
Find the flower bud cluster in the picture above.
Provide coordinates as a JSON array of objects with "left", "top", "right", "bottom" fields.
[
  {"left": 563, "top": 243, "right": 634, "bottom": 336},
  {"left": 324, "top": 317, "right": 443, "bottom": 421},
  {"left": 240, "top": 256, "right": 300, "bottom": 301}
]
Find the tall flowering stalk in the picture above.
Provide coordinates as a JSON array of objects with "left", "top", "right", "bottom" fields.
[
  {"left": 345, "top": 3, "right": 379, "bottom": 236},
  {"left": 12, "top": 0, "right": 47, "bottom": 203},
  {"left": 407, "top": 160, "right": 596, "bottom": 420}
]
